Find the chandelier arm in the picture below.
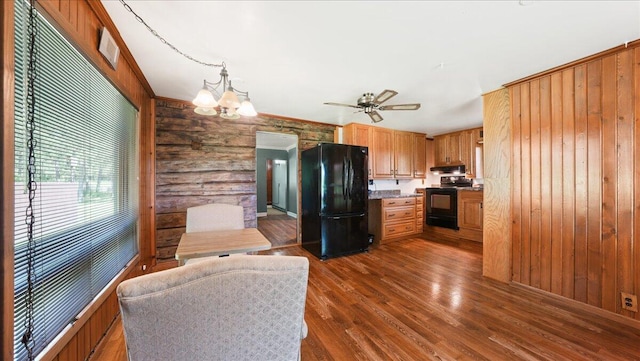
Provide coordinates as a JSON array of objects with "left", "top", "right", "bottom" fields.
[{"left": 119, "top": 0, "right": 224, "bottom": 68}]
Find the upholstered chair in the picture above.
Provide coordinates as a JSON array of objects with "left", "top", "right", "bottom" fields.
[
  {"left": 117, "top": 255, "right": 309, "bottom": 361},
  {"left": 186, "top": 203, "right": 245, "bottom": 233}
]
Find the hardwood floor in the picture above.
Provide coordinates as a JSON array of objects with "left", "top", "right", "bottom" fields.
[
  {"left": 257, "top": 212, "right": 297, "bottom": 248},
  {"left": 90, "top": 236, "right": 640, "bottom": 361}
]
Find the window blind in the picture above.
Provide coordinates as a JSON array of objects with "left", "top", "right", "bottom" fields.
[{"left": 13, "top": 2, "right": 139, "bottom": 360}]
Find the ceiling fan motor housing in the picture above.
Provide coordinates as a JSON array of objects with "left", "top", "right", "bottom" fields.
[{"left": 357, "top": 92, "right": 377, "bottom": 110}]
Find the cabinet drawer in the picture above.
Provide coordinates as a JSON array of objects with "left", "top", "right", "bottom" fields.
[
  {"left": 383, "top": 220, "right": 415, "bottom": 239},
  {"left": 383, "top": 206, "right": 415, "bottom": 222},
  {"left": 416, "top": 210, "right": 423, "bottom": 220},
  {"left": 383, "top": 197, "right": 416, "bottom": 207},
  {"left": 416, "top": 196, "right": 424, "bottom": 205}
]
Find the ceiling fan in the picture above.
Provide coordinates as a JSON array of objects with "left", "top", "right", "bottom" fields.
[{"left": 324, "top": 89, "right": 421, "bottom": 123}]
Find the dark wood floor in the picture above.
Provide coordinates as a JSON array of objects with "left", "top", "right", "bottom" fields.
[
  {"left": 257, "top": 211, "right": 297, "bottom": 248},
  {"left": 91, "top": 236, "right": 640, "bottom": 361}
]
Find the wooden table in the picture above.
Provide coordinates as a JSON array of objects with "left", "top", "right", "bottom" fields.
[{"left": 175, "top": 228, "right": 272, "bottom": 266}]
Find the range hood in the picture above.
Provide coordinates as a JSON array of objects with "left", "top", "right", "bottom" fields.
[{"left": 430, "top": 165, "right": 465, "bottom": 174}]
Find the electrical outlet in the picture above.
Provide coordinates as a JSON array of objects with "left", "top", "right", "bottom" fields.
[{"left": 621, "top": 292, "right": 638, "bottom": 312}]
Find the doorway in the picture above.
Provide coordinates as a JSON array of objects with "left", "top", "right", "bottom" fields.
[{"left": 256, "top": 131, "right": 298, "bottom": 248}]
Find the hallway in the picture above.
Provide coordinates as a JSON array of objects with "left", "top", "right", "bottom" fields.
[{"left": 257, "top": 207, "right": 297, "bottom": 248}]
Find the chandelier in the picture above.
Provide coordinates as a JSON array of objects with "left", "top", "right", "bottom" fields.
[{"left": 192, "top": 63, "right": 257, "bottom": 119}]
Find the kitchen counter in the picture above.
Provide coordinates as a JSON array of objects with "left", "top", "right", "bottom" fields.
[
  {"left": 417, "top": 186, "right": 484, "bottom": 191},
  {"left": 368, "top": 190, "right": 423, "bottom": 200}
]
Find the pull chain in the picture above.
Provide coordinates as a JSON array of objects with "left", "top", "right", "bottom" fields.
[
  {"left": 21, "top": 0, "right": 39, "bottom": 359},
  {"left": 118, "top": 0, "right": 223, "bottom": 68}
]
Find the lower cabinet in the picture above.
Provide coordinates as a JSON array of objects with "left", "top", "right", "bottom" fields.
[
  {"left": 368, "top": 197, "right": 420, "bottom": 245},
  {"left": 457, "top": 190, "right": 483, "bottom": 242}
]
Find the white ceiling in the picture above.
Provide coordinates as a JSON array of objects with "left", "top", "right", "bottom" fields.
[{"left": 102, "top": 1, "right": 640, "bottom": 136}]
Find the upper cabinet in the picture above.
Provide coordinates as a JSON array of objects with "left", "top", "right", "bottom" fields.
[
  {"left": 343, "top": 123, "right": 426, "bottom": 180},
  {"left": 393, "top": 130, "right": 414, "bottom": 178},
  {"left": 434, "top": 127, "right": 483, "bottom": 177},
  {"left": 343, "top": 123, "right": 373, "bottom": 179},
  {"left": 434, "top": 132, "right": 462, "bottom": 166},
  {"left": 413, "top": 133, "right": 427, "bottom": 178},
  {"left": 371, "top": 127, "right": 394, "bottom": 178}
]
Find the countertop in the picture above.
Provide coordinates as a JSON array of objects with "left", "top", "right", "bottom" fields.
[
  {"left": 368, "top": 190, "right": 422, "bottom": 200},
  {"left": 417, "top": 186, "right": 484, "bottom": 192}
]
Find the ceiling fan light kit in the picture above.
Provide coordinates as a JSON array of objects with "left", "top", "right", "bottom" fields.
[{"left": 324, "top": 89, "right": 421, "bottom": 123}]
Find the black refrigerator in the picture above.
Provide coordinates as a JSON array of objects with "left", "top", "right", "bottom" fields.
[{"left": 301, "top": 143, "right": 369, "bottom": 260}]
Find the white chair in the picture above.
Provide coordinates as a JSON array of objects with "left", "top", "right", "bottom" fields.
[
  {"left": 117, "top": 255, "right": 309, "bottom": 361},
  {"left": 186, "top": 203, "right": 245, "bottom": 233}
]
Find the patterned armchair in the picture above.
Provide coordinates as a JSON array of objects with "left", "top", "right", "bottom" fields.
[{"left": 117, "top": 255, "right": 309, "bottom": 361}]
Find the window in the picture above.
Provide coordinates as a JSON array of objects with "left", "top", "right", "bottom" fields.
[{"left": 13, "top": 2, "right": 139, "bottom": 359}]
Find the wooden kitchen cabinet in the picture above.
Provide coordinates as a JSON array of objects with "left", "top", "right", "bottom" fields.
[
  {"left": 434, "top": 127, "right": 483, "bottom": 177},
  {"left": 344, "top": 123, "right": 426, "bottom": 180},
  {"left": 413, "top": 133, "right": 427, "bottom": 178},
  {"left": 434, "top": 132, "right": 462, "bottom": 166},
  {"left": 368, "top": 197, "right": 420, "bottom": 245},
  {"left": 343, "top": 123, "right": 374, "bottom": 179},
  {"left": 393, "top": 130, "right": 414, "bottom": 178},
  {"left": 415, "top": 193, "right": 424, "bottom": 233},
  {"left": 371, "top": 127, "right": 394, "bottom": 178},
  {"left": 458, "top": 190, "right": 483, "bottom": 232}
]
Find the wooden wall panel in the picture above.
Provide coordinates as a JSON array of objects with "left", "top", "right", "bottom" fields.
[
  {"left": 560, "top": 68, "right": 575, "bottom": 299},
  {"left": 508, "top": 44, "right": 640, "bottom": 321},
  {"left": 586, "top": 60, "right": 602, "bottom": 308},
  {"left": 482, "top": 88, "right": 511, "bottom": 282},
  {"left": 154, "top": 98, "right": 336, "bottom": 262}
]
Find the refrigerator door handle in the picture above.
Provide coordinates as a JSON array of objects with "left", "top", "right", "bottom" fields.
[
  {"left": 348, "top": 158, "right": 354, "bottom": 199},
  {"left": 343, "top": 156, "right": 348, "bottom": 200}
]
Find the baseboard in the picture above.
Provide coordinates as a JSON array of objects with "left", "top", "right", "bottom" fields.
[
  {"left": 287, "top": 211, "right": 298, "bottom": 219},
  {"left": 510, "top": 281, "right": 640, "bottom": 331},
  {"left": 257, "top": 212, "right": 267, "bottom": 217}
]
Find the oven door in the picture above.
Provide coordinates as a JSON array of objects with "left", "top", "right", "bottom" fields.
[
  {"left": 425, "top": 188, "right": 459, "bottom": 230},
  {"left": 426, "top": 188, "right": 457, "bottom": 217}
]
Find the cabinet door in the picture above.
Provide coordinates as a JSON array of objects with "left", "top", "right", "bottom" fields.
[
  {"left": 344, "top": 123, "right": 374, "bottom": 179},
  {"left": 372, "top": 127, "right": 394, "bottom": 178},
  {"left": 448, "top": 132, "right": 462, "bottom": 164},
  {"left": 459, "top": 130, "right": 472, "bottom": 173},
  {"left": 434, "top": 135, "right": 449, "bottom": 166},
  {"left": 413, "top": 133, "right": 426, "bottom": 178},
  {"left": 458, "top": 191, "right": 483, "bottom": 231},
  {"left": 394, "top": 130, "right": 413, "bottom": 178}
]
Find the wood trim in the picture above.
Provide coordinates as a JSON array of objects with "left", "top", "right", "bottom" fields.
[
  {"left": 1, "top": 1, "right": 15, "bottom": 359},
  {"left": 504, "top": 39, "right": 640, "bottom": 87}
]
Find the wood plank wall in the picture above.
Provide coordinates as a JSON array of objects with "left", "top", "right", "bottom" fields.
[
  {"left": 507, "top": 43, "right": 640, "bottom": 320},
  {"left": 154, "top": 98, "right": 336, "bottom": 263},
  {"left": 2, "top": 0, "right": 155, "bottom": 359}
]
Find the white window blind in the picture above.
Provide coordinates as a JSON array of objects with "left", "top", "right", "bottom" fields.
[{"left": 13, "top": 1, "right": 139, "bottom": 360}]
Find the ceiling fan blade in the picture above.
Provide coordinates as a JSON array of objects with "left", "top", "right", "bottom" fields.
[
  {"left": 378, "top": 103, "right": 421, "bottom": 111},
  {"left": 373, "top": 89, "right": 398, "bottom": 105},
  {"left": 368, "top": 110, "right": 384, "bottom": 123},
  {"left": 324, "top": 102, "right": 361, "bottom": 109}
]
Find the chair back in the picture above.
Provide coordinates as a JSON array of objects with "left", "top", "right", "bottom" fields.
[
  {"left": 186, "top": 203, "right": 244, "bottom": 232},
  {"left": 117, "top": 255, "right": 309, "bottom": 361}
]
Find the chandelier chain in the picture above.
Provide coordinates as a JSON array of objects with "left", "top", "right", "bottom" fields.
[
  {"left": 22, "top": 0, "right": 39, "bottom": 359},
  {"left": 118, "top": 0, "right": 223, "bottom": 68}
]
